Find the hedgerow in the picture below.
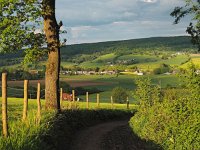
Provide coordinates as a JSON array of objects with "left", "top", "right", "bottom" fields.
[{"left": 129, "top": 64, "right": 200, "bottom": 149}]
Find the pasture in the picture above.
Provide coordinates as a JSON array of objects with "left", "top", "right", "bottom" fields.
[
  {"left": 0, "top": 74, "right": 180, "bottom": 103},
  {"left": 180, "top": 54, "right": 200, "bottom": 68}
]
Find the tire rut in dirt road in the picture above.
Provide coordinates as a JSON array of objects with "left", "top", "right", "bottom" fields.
[{"left": 69, "top": 120, "right": 146, "bottom": 150}]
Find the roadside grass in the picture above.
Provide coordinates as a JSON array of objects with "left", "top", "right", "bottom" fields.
[
  {"left": 0, "top": 98, "right": 135, "bottom": 149},
  {"left": 0, "top": 98, "right": 55, "bottom": 150}
]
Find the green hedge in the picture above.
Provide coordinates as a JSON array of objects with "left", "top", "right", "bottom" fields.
[
  {"left": 129, "top": 94, "right": 200, "bottom": 150},
  {"left": 130, "top": 65, "right": 200, "bottom": 150}
]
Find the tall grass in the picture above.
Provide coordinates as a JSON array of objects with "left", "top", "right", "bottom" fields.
[{"left": 0, "top": 98, "right": 135, "bottom": 149}]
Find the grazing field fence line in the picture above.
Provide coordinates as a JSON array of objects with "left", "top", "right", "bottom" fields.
[{"left": 1, "top": 73, "right": 131, "bottom": 138}]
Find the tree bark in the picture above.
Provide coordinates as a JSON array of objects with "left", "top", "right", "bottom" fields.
[{"left": 43, "top": 0, "right": 60, "bottom": 110}]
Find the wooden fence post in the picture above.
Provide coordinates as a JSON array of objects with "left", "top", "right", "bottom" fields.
[
  {"left": 2, "top": 73, "right": 8, "bottom": 137},
  {"left": 22, "top": 80, "right": 29, "bottom": 121},
  {"left": 60, "top": 88, "right": 63, "bottom": 108},
  {"left": 127, "top": 97, "right": 129, "bottom": 110},
  {"left": 86, "top": 92, "right": 89, "bottom": 109},
  {"left": 37, "top": 82, "right": 41, "bottom": 121},
  {"left": 72, "top": 90, "right": 75, "bottom": 102},
  {"left": 97, "top": 94, "right": 100, "bottom": 108},
  {"left": 111, "top": 96, "right": 114, "bottom": 109}
]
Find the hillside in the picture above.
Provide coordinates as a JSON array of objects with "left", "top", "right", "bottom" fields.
[
  {"left": 58, "top": 36, "right": 199, "bottom": 71},
  {"left": 0, "top": 36, "right": 196, "bottom": 60},
  {"left": 0, "top": 36, "right": 198, "bottom": 71},
  {"left": 60, "top": 36, "right": 196, "bottom": 57}
]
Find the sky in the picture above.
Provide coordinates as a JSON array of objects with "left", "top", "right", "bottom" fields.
[{"left": 56, "top": 0, "right": 189, "bottom": 45}]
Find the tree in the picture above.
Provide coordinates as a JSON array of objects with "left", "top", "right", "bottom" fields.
[
  {"left": 0, "top": 0, "right": 62, "bottom": 110},
  {"left": 111, "top": 87, "right": 128, "bottom": 104},
  {"left": 42, "top": 0, "right": 61, "bottom": 110},
  {"left": 0, "top": 0, "right": 45, "bottom": 60},
  {"left": 171, "top": 0, "right": 200, "bottom": 51}
]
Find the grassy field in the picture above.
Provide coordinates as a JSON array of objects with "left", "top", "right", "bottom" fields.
[
  {"left": 94, "top": 53, "right": 117, "bottom": 62},
  {"left": 0, "top": 98, "right": 136, "bottom": 127},
  {"left": 61, "top": 62, "right": 76, "bottom": 68},
  {"left": 0, "top": 98, "right": 54, "bottom": 149},
  {"left": 73, "top": 53, "right": 190, "bottom": 71},
  {"left": 180, "top": 54, "right": 200, "bottom": 68},
  {"left": 0, "top": 98, "right": 135, "bottom": 149},
  {"left": 60, "top": 74, "right": 180, "bottom": 102},
  {"left": 0, "top": 49, "right": 195, "bottom": 73},
  {"left": 127, "top": 54, "right": 190, "bottom": 71},
  {"left": 0, "top": 74, "right": 181, "bottom": 103}
]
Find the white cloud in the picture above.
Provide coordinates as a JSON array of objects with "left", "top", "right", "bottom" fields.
[
  {"left": 141, "top": 0, "right": 158, "bottom": 3},
  {"left": 56, "top": 0, "right": 189, "bottom": 44}
]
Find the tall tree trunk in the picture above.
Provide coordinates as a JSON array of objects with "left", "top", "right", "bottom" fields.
[{"left": 43, "top": 0, "right": 60, "bottom": 110}]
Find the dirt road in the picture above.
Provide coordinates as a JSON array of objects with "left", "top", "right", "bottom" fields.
[{"left": 69, "top": 120, "right": 146, "bottom": 150}]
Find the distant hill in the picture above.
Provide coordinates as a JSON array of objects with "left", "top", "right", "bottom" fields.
[
  {"left": 0, "top": 36, "right": 196, "bottom": 60},
  {"left": 0, "top": 36, "right": 198, "bottom": 69}
]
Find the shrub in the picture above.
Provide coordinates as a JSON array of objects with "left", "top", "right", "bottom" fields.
[
  {"left": 134, "top": 78, "right": 160, "bottom": 111},
  {"left": 111, "top": 87, "right": 128, "bottom": 103},
  {"left": 153, "top": 63, "right": 171, "bottom": 75},
  {"left": 129, "top": 65, "right": 200, "bottom": 149}
]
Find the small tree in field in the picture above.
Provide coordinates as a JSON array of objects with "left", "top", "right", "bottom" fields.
[{"left": 112, "top": 87, "right": 128, "bottom": 104}]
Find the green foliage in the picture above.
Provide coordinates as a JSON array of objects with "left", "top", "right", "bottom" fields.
[
  {"left": 0, "top": 69, "right": 45, "bottom": 80},
  {"left": 134, "top": 78, "right": 160, "bottom": 109},
  {"left": 181, "top": 63, "right": 200, "bottom": 99},
  {"left": 111, "top": 87, "right": 128, "bottom": 103},
  {"left": 0, "top": 0, "right": 45, "bottom": 63},
  {"left": 153, "top": 64, "right": 171, "bottom": 75},
  {"left": 130, "top": 66, "right": 200, "bottom": 149},
  {"left": 60, "top": 81, "right": 71, "bottom": 93},
  {"left": 171, "top": 0, "right": 200, "bottom": 50}
]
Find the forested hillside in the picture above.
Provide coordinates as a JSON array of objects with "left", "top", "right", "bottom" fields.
[
  {"left": 0, "top": 36, "right": 197, "bottom": 60},
  {"left": 61, "top": 36, "right": 196, "bottom": 57}
]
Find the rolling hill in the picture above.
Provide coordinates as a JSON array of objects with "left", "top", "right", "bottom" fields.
[{"left": 0, "top": 36, "right": 199, "bottom": 70}]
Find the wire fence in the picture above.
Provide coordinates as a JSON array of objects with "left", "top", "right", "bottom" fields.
[{"left": 0, "top": 85, "right": 46, "bottom": 99}]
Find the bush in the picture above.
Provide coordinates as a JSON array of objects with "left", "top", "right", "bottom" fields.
[
  {"left": 129, "top": 66, "right": 200, "bottom": 149},
  {"left": 153, "top": 63, "right": 171, "bottom": 75},
  {"left": 111, "top": 87, "right": 128, "bottom": 103}
]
